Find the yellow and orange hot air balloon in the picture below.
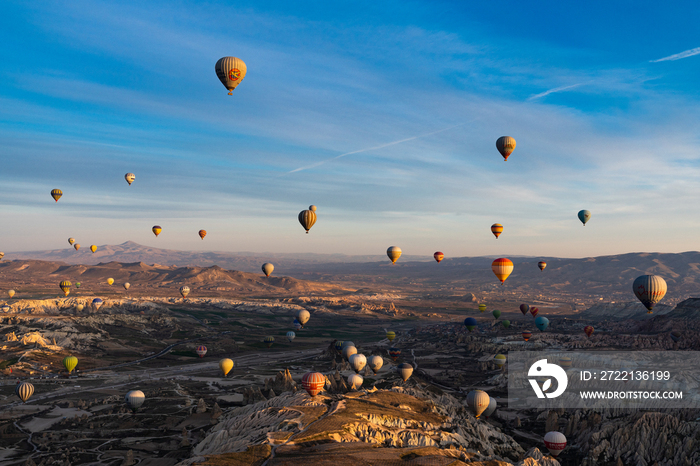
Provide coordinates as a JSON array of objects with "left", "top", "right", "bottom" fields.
[
  {"left": 491, "top": 258, "right": 513, "bottom": 285},
  {"left": 491, "top": 223, "right": 503, "bottom": 239},
  {"left": 496, "top": 136, "right": 516, "bottom": 161},
  {"left": 198, "top": 230, "right": 207, "bottom": 240},
  {"left": 51, "top": 189, "right": 63, "bottom": 202},
  {"left": 59, "top": 281, "right": 71, "bottom": 297},
  {"left": 538, "top": 261, "right": 547, "bottom": 271},
  {"left": 74, "top": 243, "right": 80, "bottom": 251},
  {"left": 90, "top": 245, "right": 97, "bottom": 253},
  {"left": 387, "top": 246, "right": 402, "bottom": 264},
  {"left": 433, "top": 251, "right": 444, "bottom": 263},
  {"left": 152, "top": 226, "right": 162, "bottom": 237}
]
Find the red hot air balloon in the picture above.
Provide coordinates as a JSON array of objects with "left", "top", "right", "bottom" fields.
[
  {"left": 584, "top": 326, "right": 594, "bottom": 338},
  {"left": 433, "top": 252, "right": 444, "bottom": 263},
  {"left": 302, "top": 372, "right": 325, "bottom": 397},
  {"left": 530, "top": 307, "right": 539, "bottom": 318},
  {"left": 522, "top": 331, "right": 532, "bottom": 342},
  {"left": 519, "top": 304, "right": 530, "bottom": 316}
]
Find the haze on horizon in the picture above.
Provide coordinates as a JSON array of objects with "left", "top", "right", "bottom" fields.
[{"left": 2, "top": 1, "right": 699, "bottom": 259}]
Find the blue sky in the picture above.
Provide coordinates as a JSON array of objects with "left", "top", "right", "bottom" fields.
[{"left": 1, "top": 1, "right": 700, "bottom": 258}]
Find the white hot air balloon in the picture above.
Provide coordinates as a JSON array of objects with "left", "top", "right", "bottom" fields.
[
  {"left": 343, "top": 345, "right": 358, "bottom": 361},
  {"left": 125, "top": 390, "right": 145, "bottom": 412},
  {"left": 297, "top": 309, "right": 310, "bottom": 327},
  {"left": 349, "top": 353, "right": 367, "bottom": 373},
  {"left": 467, "top": 390, "right": 491, "bottom": 418},
  {"left": 348, "top": 373, "right": 364, "bottom": 390},
  {"left": 544, "top": 431, "right": 567, "bottom": 457},
  {"left": 368, "top": 355, "right": 384, "bottom": 374}
]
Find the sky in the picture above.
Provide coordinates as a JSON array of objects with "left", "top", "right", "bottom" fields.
[{"left": 1, "top": 1, "right": 700, "bottom": 258}]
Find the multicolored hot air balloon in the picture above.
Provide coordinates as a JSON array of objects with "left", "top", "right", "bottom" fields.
[
  {"left": 530, "top": 307, "right": 539, "bottom": 318},
  {"left": 535, "top": 316, "right": 549, "bottom": 331},
  {"left": 63, "top": 355, "right": 78, "bottom": 373},
  {"left": 59, "top": 281, "right": 71, "bottom": 297},
  {"left": 179, "top": 286, "right": 190, "bottom": 299},
  {"left": 215, "top": 57, "right": 247, "bottom": 95},
  {"left": 298, "top": 206, "right": 317, "bottom": 234},
  {"left": 196, "top": 346, "right": 207, "bottom": 358},
  {"left": 433, "top": 251, "right": 444, "bottom": 263},
  {"left": 74, "top": 243, "right": 81, "bottom": 251},
  {"left": 633, "top": 275, "right": 667, "bottom": 314},
  {"left": 68, "top": 238, "right": 75, "bottom": 246},
  {"left": 464, "top": 317, "right": 478, "bottom": 332},
  {"left": 584, "top": 325, "right": 594, "bottom": 338},
  {"left": 152, "top": 226, "right": 162, "bottom": 237},
  {"left": 264, "top": 336, "right": 274, "bottom": 348},
  {"left": 262, "top": 263, "right": 274, "bottom": 277},
  {"left": 578, "top": 210, "right": 591, "bottom": 226},
  {"left": 107, "top": 278, "right": 114, "bottom": 285},
  {"left": 92, "top": 298, "right": 103, "bottom": 311},
  {"left": 219, "top": 358, "right": 234, "bottom": 377},
  {"left": 125, "top": 390, "right": 145, "bottom": 412},
  {"left": 544, "top": 431, "right": 567, "bottom": 458},
  {"left": 538, "top": 261, "right": 547, "bottom": 271},
  {"left": 522, "top": 330, "right": 532, "bottom": 342},
  {"left": 467, "top": 390, "right": 490, "bottom": 418},
  {"left": 16, "top": 382, "right": 34, "bottom": 403},
  {"left": 496, "top": 136, "right": 516, "bottom": 161},
  {"left": 90, "top": 245, "right": 97, "bottom": 253},
  {"left": 491, "top": 258, "right": 513, "bottom": 284},
  {"left": 494, "top": 354, "right": 506, "bottom": 368},
  {"left": 297, "top": 309, "right": 310, "bottom": 327},
  {"left": 348, "top": 373, "right": 364, "bottom": 390},
  {"left": 491, "top": 223, "right": 503, "bottom": 239},
  {"left": 51, "top": 189, "right": 63, "bottom": 202},
  {"left": 293, "top": 319, "right": 302, "bottom": 331},
  {"left": 520, "top": 304, "right": 530, "bottom": 315},
  {"left": 389, "top": 347, "right": 401, "bottom": 361},
  {"left": 479, "top": 304, "right": 486, "bottom": 313},
  {"left": 286, "top": 331, "right": 295, "bottom": 342},
  {"left": 349, "top": 354, "right": 367, "bottom": 373},
  {"left": 559, "top": 356, "right": 572, "bottom": 368},
  {"left": 125, "top": 173, "right": 135, "bottom": 186},
  {"left": 198, "top": 230, "right": 206, "bottom": 240},
  {"left": 368, "top": 355, "right": 383, "bottom": 374},
  {"left": 334, "top": 340, "right": 344, "bottom": 352},
  {"left": 492, "top": 309, "right": 501, "bottom": 320},
  {"left": 398, "top": 362, "right": 413, "bottom": 382},
  {"left": 387, "top": 246, "right": 402, "bottom": 264},
  {"left": 8, "top": 290, "right": 15, "bottom": 298},
  {"left": 301, "top": 372, "right": 325, "bottom": 397},
  {"left": 386, "top": 331, "right": 396, "bottom": 341}
]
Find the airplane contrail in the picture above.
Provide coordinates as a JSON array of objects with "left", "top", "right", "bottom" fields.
[
  {"left": 285, "top": 122, "right": 466, "bottom": 175},
  {"left": 650, "top": 46, "right": 700, "bottom": 63},
  {"left": 527, "top": 82, "right": 587, "bottom": 101}
]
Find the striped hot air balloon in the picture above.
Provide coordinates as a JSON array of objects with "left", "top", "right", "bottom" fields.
[
  {"left": 125, "top": 390, "right": 145, "bottom": 412},
  {"left": 298, "top": 206, "right": 317, "bottom": 234},
  {"left": 478, "top": 304, "right": 486, "bottom": 313},
  {"left": 633, "top": 275, "right": 667, "bottom": 314},
  {"left": 264, "top": 336, "right": 274, "bottom": 348},
  {"left": 152, "top": 226, "right": 162, "bottom": 237},
  {"left": 530, "top": 307, "right": 539, "bottom": 318},
  {"left": 491, "top": 258, "right": 513, "bottom": 284},
  {"left": 522, "top": 330, "right": 532, "bottom": 342},
  {"left": 59, "top": 281, "right": 71, "bottom": 297},
  {"left": 334, "top": 340, "right": 344, "bottom": 352},
  {"left": 15, "top": 382, "right": 34, "bottom": 403},
  {"left": 198, "top": 230, "right": 207, "bottom": 240},
  {"left": 544, "top": 432, "right": 567, "bottom": 458},
  {"left": 398, "top": 362, "right": 413, "bottom": 382},
  {"left": 433, "top": 251, "right": 444, "bottom": 263},
  {"left": 179, "top": 286, "right": 190, "bottom": 299},
  {"left": 388, "top": 347, "right": 401, "bottom": 361},
  {"left": 215, "top": 57, "right": 247, "bottom": 95},
  {"left": 559, "top": 356, "right": 572, "bottom": 368},
  {"left": 196, "top": 346, "right": 207, "bottom": 358},
  {"left": 51, "top": 189, "right": 63, "bottom": 202},
  {"left": 386, "top": 331, "right": 396, "bottom": 341},
  {"left": 491, "top": 223, "right": 503, "bottom": 239},
  {"left": 301, "top": 372, "right": 325, "bottom": 397},
  {"left": 387, "top": 246, "right": 402, "bottom": 264},
  {"left": 494, "top": 354, "right": 506, "bottom": 368},
  {"left": 496, "top": 136, "right": 516, "bottom": 161},
  {"left": 538, "top": 261, "right": 547, "bottom": 271},
  {"left": 286, "top": 331, "right": 295, "bottom": 342}
]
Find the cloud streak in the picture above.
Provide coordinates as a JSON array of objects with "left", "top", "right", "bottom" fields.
[
  {"left": 650, "top": 47, "right": 700, "bottom": 63},
  {"left": 527, "top": 82, "right": 587, "bottom": 101}
]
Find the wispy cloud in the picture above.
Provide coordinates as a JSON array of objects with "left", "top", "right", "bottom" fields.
[
  {"left": 650, "top": 47, "right": 700, "bottom": 63},
  {"left": 527, "top": 82, "right": 588, "bottom": 101}
]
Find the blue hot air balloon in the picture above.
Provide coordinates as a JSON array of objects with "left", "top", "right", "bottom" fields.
[
  {"left": 535, "top": 315, "right": 550, "bottom": 331},
  {"left": 578, "top": 210, "right": 591, "bottom": 226},
  {"left": 464, "top": 317, "right": 478, "bottom": 332}
]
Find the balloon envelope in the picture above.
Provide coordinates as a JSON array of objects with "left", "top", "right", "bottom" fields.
[
  {"left": 302, "top": 372, "right": 325, "bottom": 396},
  {"left": 59, "top": 281, "right": 71, "bottom": 297},
  {"left": 16, "top": 382, "right": 34, "bottom": 403},
  {"left": 125, "top": 390, "right": 145, "bottom": 411},
  {"left": 386, "top": 331, "right": 395, "bottom": 341},
  {"left": 501, "top": 320, "right": 510, "bottom": 328},
  {"left": 63, "top": 355, "right": 78, "bottom": 373},
  {"left": 578, "top": 210, "right": 591, "bottom": 226},
  {"left": 464, "top": 317, "right": 478, "bottom": 332},
  {"left": 198, "top": 230, "right": 206, "bottom": 240},
  {"left": 494, "top": 354, "right": 506, "bottom": 368},
  {"left": 388, "top": 347, "right": 401, "bottom": 361},
  {"left": 483, "top": 397, "right": 497, "bottom": 419},
  {"left": 348, "top": 373, "right": 364, "bottom": 390},
  {"left": 262, "top": 263, "right": 274, "bottom": 277},
  {"left": 491, "top": 223, "right": 503, "bottom": 238},
  {"left": 196, "top": 346, "right": 207, "bottom": 357},
  {"left": 491, "top": 258, "right": 513, "bottom": 284},
  {"left": 535, "top": 316, "right": 550, "bottom": 331},
  {"left": 297, "top": 309, "right": 310, "bottom": 326},
  {"left": 349, "top": 353, "right": 367, "bottom": 373},
  {"left": 492, "top": 309, "right": 501, "bottom": 320},
  {"left": 90, "top": 245, "right": 97, "bottom": 253},
  {"left": 264, "top": 336, "right": 274, "bottom": 348},
  {"left": 398, "top": 362, "right": 413, "bottom": 382},
  {"left": 68, "top": 238, "right": 75, "bottom": 245},
  {"left": 92, "top": 298, "right": 103, "bottom": 311},
  {"left": 286, "top": 331, "right": 296, "bottom": 342},
  {"left": 179, "top": 286, "right": 190, "bottom": 298},
  {"left": 387, "top": 246, "right": 402, "bottom": 264},
  {"left": 51, "top": 189, "right": 63, "bottom": 202},
  {"left": 433, "top": 251, "right": 444, "bottom": 263},
  {"left": 478, "top": 304, "right": 486, "bottom": 312},
  {"left": 670, "top": 331, "right": 681, "bottom": 343},
  {"left": 219, "top": 358, "right": 234, "bottom": 376},
  {"left": 544, "top": 431, "right": 567, "bottom": 457},
  {"left": 467, "top": 390, "right": 490, "bottom": 418},
  {"left": 538, "top": 261, "right": 547, "bottom": 271},
  {"left": 530, "top": 307, "right": 539, "bottom": 318},
  {"left": 215, "top": 57, "right": 247, "bottom": 95},
  {"left": 107, "top": 278, "right": 114, "bottom": 285},
  {"left": 520, "top": 304, "right": 529, "bottom": 315},
  {"left": 368, "top": 355, "right": 383, "bottom": 374},
  {"left": 584, "top": 325, "right": 594, "bottom": 338},
  {"left": 343, "top": 345, "right": 358, "bottom": 361},
  {"left": 496, "top": 136, "right": 516, "bottom": 161},
  {"left": 8, "top": 290, "right": 15, "bottom": 298},
  {"left": 298, "top": 209, "right": 317, "bottom": 233},
  {"left": 152, "top": 226, "right": 162, "bottom": 237},
  {"left": 123, "top": 283, "right": 130, "bottom": 290},
  {"left": 74, "top": 243, "right": 80, "bottom": 251},
  {"left": 125, "top": 173, "right": 135, "bottom": 185},
  {"left": 633, "top": 275, "right": 667, "bottom": 313},
  {"left": 522, "top": 331, "right": 532, "bottom": 341}
]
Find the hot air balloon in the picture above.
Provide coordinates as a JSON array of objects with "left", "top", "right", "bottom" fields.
[
  {"left": 494, "top": 354, "right": 506, "bottom": 368},
  {"left": 349, "top": 354, "right": 367, "bottom": 373},
  {"left": 297, "top": 309, "right": 310, "bottom": 327},
  {"left": 264, "top": 336, "right": 274, "bottom": 348},
  {"left": 464, "top": 317, "right": 477, "bottom": 332},
  {"left": 15, "top": 382, "right": 34, "bottom": 403},
  {"left": 522, "top": 330, "right": 532, "bottom": 342},
  {"left": 1, "top": 305, "right": 9, "bottom": 313},
  {"left": 467, "top": 390, "right": 490, "bottom": 418},
  {"left": 198, "top": 230, "right": 206, "bottom": 240},
  {"left": 478, "top": 304, "right": 486, "bottom": 313},
  {"left": 342, "top": 341, "right": 355, "bottom": 350},
  {"left": 309, "top": 205, "right": 317, "bottom": 212},
  {"left": 0, "top": 252, "right": 4, "bottom": 260},
  {"left": 90, "top": 245, "right": 97, "bottom": 253},
  {"left": 519, "top": 304, "right": 530, "bottom": 315},
  {"left": 538, "top": 261, "right": 547, "bottom": 271},
  {"left": 293, "top": 319, "right": 302, "bottom": 331},
  {"left": 535, "top": 316, "right": 549, "bottom": 331},
  {"left": 491, "top": 223, "right": 503, "bottom": 239},
  {"left": 63, "top": 356, "right": 78, "bottom": 373},
  {"left": 501, "top": 320, "right": 511, "bottom": 328},
  {"left": 398, "top": 362, "right": 413, "bottom": 382},
  {"left": 496, "top": 136, "right": 516, "bottom": 161},
  {"left": 107, "top": 278, "right": 114, "bottom": 285},
  {"left": 76, "top": 304, "right": 84, "bottom": 312},
  {"left": 59, "top": 281, "right": 71, "bottom": 297},
  {"left": 92, "top": 298, "right": 103, "bottom": 311},
  {"left": 196, "top": 346, "right": 207, "bottom": 358},
  {"left": 559, "top": 356, "right": 572, "bottom": 368},
  {"left": 152, "top": 226, "right": 162, "bottom": 237},
  {"left": 262, "top": 263, "right": 274, "bottom": 277},
  {"left": 348, "top": 373, "right": 363, "bottom": 390},
  {"left": 123, "top": 282, "right": 130, "bottom": 291},
  {"left": 75, "top": 282, "right": 81, "bottom": 288},
  {"left": 8, "top": 290, "right": 15, "bottom": 298},
  {"left": 584, "top": 325, "right": 594, "bottom": 338},
  {"left": 286, "top": 331, "right": 295, "bottom": 342},
  {"left": 368, "top": 355, "right": 383, "bottom": 374},
  {"left": 343, "top": 345, "right": 358, "bottom": 361},
  {"left": 530, "top": 307, "right": 539, "bottom": 318},
  {"left": 578, "top": 210, "right": 591, "bottom": 226},
  {"left": 491, "top": 258, "right": 513, "bottom": 284},
  {"left": 125, "top": 173, "right": 135, "bottom": 185},
  {"left": 386, "top": 331, "right": 396, "bottom": 341},
  {"left": 215, "top": 57, "right": 247, "bottom": 95},
  {"left": 670, "top": 331, "right": 681, "bottom": 343},
  {"left": 68, "top": 238, "right": 75, "bottom": 246},
  {"left": 301, "top": 372, "right": 325, "bottom": 397},
  {"left": 219, "top": 358, "right": 234, "bottom": 377},
  {"left": 483, "top": 397, "right": 497, "bottom": 419},
  {"left": 633, "top": 275, "right": 667, "bottom": 314},
  {"left": 74, "top": 244, "right": 81, "bottom": 251},
  {"left": 433, "top": 251, "right": 444, "bottom": 263},
  {"left": 125, "top": 390, "right": 145, "bottom": 412},
  {"left": 334, "top": 340, "right": 344, "bottom": 352},
  {"left": 389, "top": 347, "right": 401, "bottom": 361},
  {"left": 544, "top": 431, "right": 567, "bottom": 458},
  {"left": 51, "top": 189, "right": 63, "bottom": 202},
  {"left": 298, "top": 206, "right": 317, "bottom": 234},
  {"left": 492, "top": 309, "right": 501, "bottom": 320},
  {"left": 179, "top": 286, "right": 190, "bottom": 299},
  {"left": 387, "top": 246, "right": 402, "bottom": 264}
]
